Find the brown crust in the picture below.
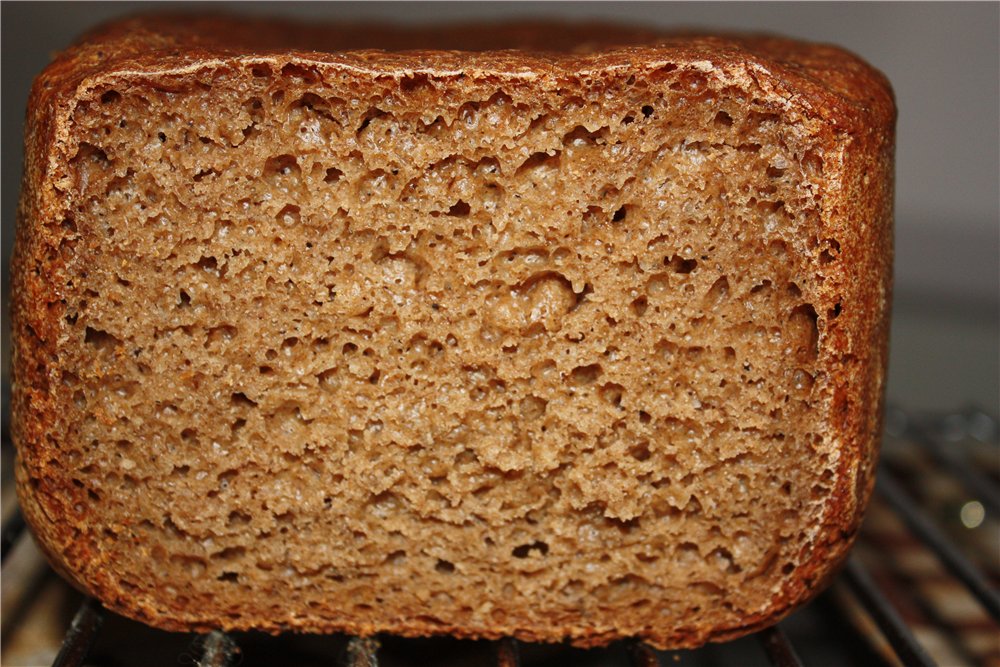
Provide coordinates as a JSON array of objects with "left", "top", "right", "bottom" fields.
[{"left": 12, "top": 14, "right": 894, "bottom": 649}]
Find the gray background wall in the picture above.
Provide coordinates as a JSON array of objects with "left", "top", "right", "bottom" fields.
[{"left": 3, "top": 2, "right": 998, "bottom": 410}]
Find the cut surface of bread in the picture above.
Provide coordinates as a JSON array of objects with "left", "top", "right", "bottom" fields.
[{"left": 12, "top": 16, "right": 894, "bottom": 649}]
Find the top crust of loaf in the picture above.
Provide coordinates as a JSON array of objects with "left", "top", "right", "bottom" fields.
[
  {"left": 12, "top": 14, "right": 895, "bottom": 648},
  {"left": 33, "top": 15, "right": 894, "bottom": 134}
]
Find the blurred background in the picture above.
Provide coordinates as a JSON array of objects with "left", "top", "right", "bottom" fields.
[
  {"left": 1, "top": 4, "right": 998, "bottom": 667},
  {"left": 2, "top": 1, "right": 997, "bottom": 411}
]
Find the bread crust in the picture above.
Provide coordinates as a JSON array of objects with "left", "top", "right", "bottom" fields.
[{"left": 12, "top": 14, "right": 894, "bottom": 648}]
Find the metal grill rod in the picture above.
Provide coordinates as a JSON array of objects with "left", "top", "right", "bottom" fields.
[
  {"left": 625, "top": 640, "right": 660, "bottom": 667},
  {"left": 756, "top": 626, "right": 804, "bottom": 667},
  {"left": 346, "top": 636, "right": 380, "bottom": 667},
  {"left": 51, "top": 598, "right": 103, "bottom": 667},
  {"left": 918, "top": 437, "right": 1000, "bottom": 515},
  {"left": 877, "top": 470, "right": 1000, "bottom": 620},
  {"left": 889, "top": 408, "right": 1000, "bottom": 514},
  {"left": 842, "top": 558, "right": 936, "bottom": 667},
  {"left": 198, "top": 631, "right": 239, "bottom": 667},
  {"left": 496, "top": 637, "right": 520, "bottom": 667}
]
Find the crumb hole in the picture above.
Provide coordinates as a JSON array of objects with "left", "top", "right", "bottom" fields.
[
  {"left": 84, "top": 326, "right": 120, "bottom": 351},
  {"left": 714, "top": 110, "right": 733, "bottom": 126},
  {"left": 570, "top": 363, "right": 602, "bottom": 385},
  {"left": 512, "top": 541, "right": 549, "bottom": 558},
  {"left": 447, "top": 200, "right": 471, "bottom": 217}
]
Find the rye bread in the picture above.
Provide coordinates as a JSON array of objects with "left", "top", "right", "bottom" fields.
[{"left": 11, "top": 15, "right": 895, "bottom": 648}]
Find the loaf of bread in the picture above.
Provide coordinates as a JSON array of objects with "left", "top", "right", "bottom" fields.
[{"left": 11, "top": 15, "right": 894, "bottom": 649}]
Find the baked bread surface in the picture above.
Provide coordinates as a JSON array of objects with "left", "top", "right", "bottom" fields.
[{"left": 12, "top": 15, "right": 894, "bottom": 648}]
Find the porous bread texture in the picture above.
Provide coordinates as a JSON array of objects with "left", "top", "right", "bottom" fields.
[{"left": 12, "top": 20, "right": 895, "bottom": 649}]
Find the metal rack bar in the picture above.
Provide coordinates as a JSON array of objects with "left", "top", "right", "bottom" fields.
[
  {"left": 842, "top": 559, "right": 936, "bottom": 667},
  {"left": 496, "top": 637, "right": 521, "bottom": 667},
  {"left": 51, "top": 598, "right": 103, "bottom": 667},
  {"left": 345, "top": 636, "right": 380, "bottom": 667},
  {"left": 756, "top": 626, "right": 804, "bottom": 667},
  {"left": 625, "top": 640, "right": 660, "bottom": 667},
  {"left": 1, "top": 508, "right": 26, "bottom": 562},
  {"left": 905, "top": 411, "right": 1000, "bottom": 514},
  {"left": 917, "top": 437, "right": 1000, "bottom": 515},
  {"left": 877, "top": 470, "right": 1000, "bottom": 620},
  {"left": 198, "top": 631, "right": 239, "bottom": 667}
]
